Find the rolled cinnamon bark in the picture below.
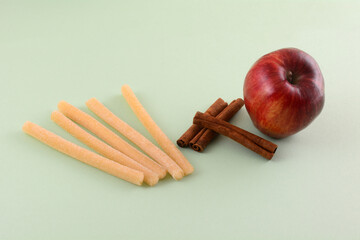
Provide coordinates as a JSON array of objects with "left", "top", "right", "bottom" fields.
[
  {"left": 177, "top": 98, "right": 228, "bottom": 147},
  {"left": 188, "top": 128, "right": 206, "bottom": 149},
  {"left": 191, "top": 98, "right": 245, "bottom": 152},
  {"left": 193, "top": 112, "right": 277, "bottom": 160}
]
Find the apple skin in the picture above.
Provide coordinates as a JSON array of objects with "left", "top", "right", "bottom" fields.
[{"left": 243, "top": 48, "right": 324, "bottom": 138}]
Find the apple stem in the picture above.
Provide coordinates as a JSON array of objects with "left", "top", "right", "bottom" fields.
[{"left": 286, "top": 71, "right": 294, "bottom": 84}]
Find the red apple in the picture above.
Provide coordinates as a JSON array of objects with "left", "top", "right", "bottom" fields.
[{"left": 243, "top": 48, "right": 324, "bottom": 138}]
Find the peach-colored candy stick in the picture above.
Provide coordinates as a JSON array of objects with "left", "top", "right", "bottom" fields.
[
  {"left": 57, "top": 101, "right": 166, "bottom": 179},
  {"left": 121, "top": 85, "right": 194, "bottom": 176},
  {"left": 51, "top": 111, "right": 159, "bottom": 186},
  {"left": 22, "top": 121, "right": 144, "bottom": 186},
  {"left": 86, "top": 98, "right": 184, "bottom": 180}
]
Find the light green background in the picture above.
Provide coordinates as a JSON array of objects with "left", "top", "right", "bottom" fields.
[{"left": 1, "top": 1, "right": 359, "bottom": 239}]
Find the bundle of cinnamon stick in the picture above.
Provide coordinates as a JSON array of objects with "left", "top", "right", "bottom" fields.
[{"left": 177, "top": 98, "right": 277, "bottom": 160}]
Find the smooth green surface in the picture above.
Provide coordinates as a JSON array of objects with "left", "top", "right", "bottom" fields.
[{"left": 1, "top": 1, "right": 360, "bottom": 239}]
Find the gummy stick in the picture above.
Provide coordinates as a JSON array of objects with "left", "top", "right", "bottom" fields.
[
  {"left": 86, "top": 98, "right": 184, "bottom": 180},
  {"left": 121, "top": 85, "right": 194, "bottom": 176},
  {"left": 58, "top": 101, "right": 166, "bottom": 179},
  {"left": 22, "top": 121, "right": 144, "bottom": 185},
  {"left": 51, "top": 111, "right": 159, "bottom": 186}
]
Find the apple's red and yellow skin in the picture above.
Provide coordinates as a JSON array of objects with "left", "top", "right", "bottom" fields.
[{"left": 243, "top": 48, "right": 324, "bottom": 138}]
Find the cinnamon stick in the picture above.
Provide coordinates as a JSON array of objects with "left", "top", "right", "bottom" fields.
[
  {"left": 191, "top": 98, "right": 245, "bottom": 152},
  {"left": 193, "top": 112, "right": 277, "bottom": 160},
  {"left": 176, "top": 98, "right": 228, "bottom": 147}
]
